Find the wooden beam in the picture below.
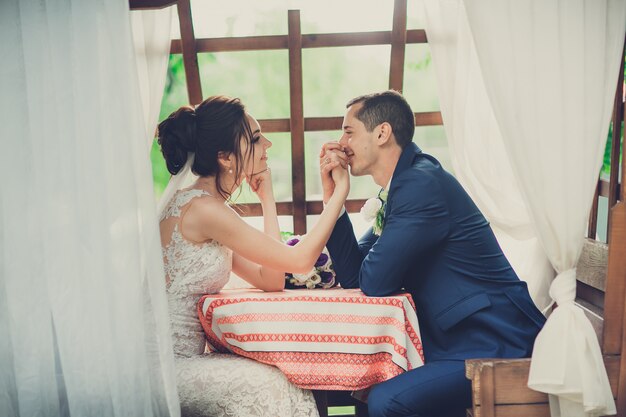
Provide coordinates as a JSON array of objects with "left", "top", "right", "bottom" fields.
[
  {"left": 305, "top": 117, "right": 343, "bottom": 132},
  {"left": 415, "top": 111, "right": 443, "bottom": 126},
  {"left": 604, "top": 201, "right": 626, "bottom": 352},
  {"left": 235, "top": 199, "right": 370, "bottom": 218},
  {"left": 466, "top": 356, "right": 621, "bottom": 406},
  {"left": 389, "top": 0, "right": 408, "bottom": 92},
  {"left": 306, "top": 199, "right": 369, "bottom": 215},
  {"left": 196, "top": 35, "right": 287, "bottom": 53},
  {"left": 288, "top": 10, "right": 307, "bottom": 235},
  {"left": 177, "top": 0, "right": 202, "bottom": 105},
  {"left": 576, "top": 239, "right": 609, "bottom": 292},
  {"left": 129, "top": 0, "right": 176, "bottom": 10},
  {"left": 599, "top": 178, "right": 611, "bottom": 198},
  {"left": 258, "top": 119, "right": 290, "bottom": 133},
  {"left": 258, "top": 112, "right": 442, "bottom": 133},
  {"left": 303, "top": 31, "right": 393, "bottom": 48},
  {"left": 170, "top": 29, "right": 428, "bottom": 54}
]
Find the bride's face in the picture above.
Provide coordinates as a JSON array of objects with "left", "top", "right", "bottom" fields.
[{"left": 239, "top": 114, "right": 271, "bottom": 179}]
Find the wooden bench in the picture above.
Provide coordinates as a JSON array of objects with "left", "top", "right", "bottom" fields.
[{"left": 465, "top": 202, "right": 626, "bottom": 417}]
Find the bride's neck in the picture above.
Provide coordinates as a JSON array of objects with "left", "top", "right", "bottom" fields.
[{"left": 193, "top": 175, "right": 238, "bottom": 201}]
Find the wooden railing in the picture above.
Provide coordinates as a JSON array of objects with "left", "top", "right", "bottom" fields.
[
  {"left": 589, "top": 41, "right": 625, "bottom": 242},
  {"left": 131, "top": 0, "right": 442, "bottom": 235},
  {"left": 130, "top": 1, "right": 623, "bottom": 239}
]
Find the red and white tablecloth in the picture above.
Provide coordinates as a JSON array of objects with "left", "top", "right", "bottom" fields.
[{"left": 198, "top": 288, "right": 424, "bottom": 391}]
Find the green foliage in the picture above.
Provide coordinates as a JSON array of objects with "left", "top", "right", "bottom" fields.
[
  {"left": 150, "top": 54, "right": 189, "bottom": 198},
  {"left": 601, "top": 54, "right": 626, "bottom": 177},
  {"left": 602, "top": 121, "right": 624, "bottom": 178},
  {"left": 150, "top": 10, "right": 448, "bottom": 203}
]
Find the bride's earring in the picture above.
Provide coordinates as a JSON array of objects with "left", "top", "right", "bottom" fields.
[{"left": 228, "top": 169, "right": 233, "bottom": 174}]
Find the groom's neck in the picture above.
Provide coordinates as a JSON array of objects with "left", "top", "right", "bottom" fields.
[
  {"left": 372, "top": 160, "right": 399, "bottom": 189},
  {"left": 372, "top": 147, "right": 402, "bottom": 189}
]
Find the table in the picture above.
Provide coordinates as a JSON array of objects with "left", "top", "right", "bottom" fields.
[{"left": 198, "top": 288, "right": 424, "bottom": 391}]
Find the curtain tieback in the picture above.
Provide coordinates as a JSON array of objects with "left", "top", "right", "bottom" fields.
[{"left": 548, "top": 268, "right": 576, "bottom": 306}]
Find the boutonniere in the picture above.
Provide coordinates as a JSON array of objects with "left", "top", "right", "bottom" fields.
[{"left": 360, "top": 188, "right": 388, "bottom": 236}]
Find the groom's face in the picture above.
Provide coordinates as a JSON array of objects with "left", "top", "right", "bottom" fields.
[{"left": 340, "top": 103, "right": 378, "bottom": 177}]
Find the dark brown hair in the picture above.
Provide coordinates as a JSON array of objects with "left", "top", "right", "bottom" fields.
[
  {"left": 346, "top": 90, "right": 415, "bottom": 148},
  {"left": 157, "top": 95, "right": 254, "bottom": 200}
]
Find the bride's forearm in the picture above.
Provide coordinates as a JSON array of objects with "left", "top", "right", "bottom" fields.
[
  {"left": 288, "top": 189, "right": 347, "bottom": 273},
  {"left": 260, "top": 197, "right": 281, "bottom": 241}
]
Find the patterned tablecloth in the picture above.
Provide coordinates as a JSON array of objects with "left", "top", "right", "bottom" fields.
[{"left": 198, "top": 288, "right": 424, "bottom": 390}]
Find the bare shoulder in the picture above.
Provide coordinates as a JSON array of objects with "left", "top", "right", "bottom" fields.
[
  {"left": 186, "top": 195, "right": 236, "bottom": 220},
  {"left": 184, "top": 196, "right": 245, "bottom": 240}
]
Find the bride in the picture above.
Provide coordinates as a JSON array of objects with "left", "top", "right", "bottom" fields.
[{"left": 157, "top": 95, "right": 348, "bottom": 417}]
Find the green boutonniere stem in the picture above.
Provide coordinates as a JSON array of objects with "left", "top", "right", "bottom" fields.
[{"left": 373, "top": 188, "right": 388, "bottom": 236}]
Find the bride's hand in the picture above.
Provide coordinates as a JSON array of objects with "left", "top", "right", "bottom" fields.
[
  {"left": 330, "top": 159, "right": 349, "bottom": 200},
  {"left": 247, "top": 167, "right": 274, "bottom": 202}
]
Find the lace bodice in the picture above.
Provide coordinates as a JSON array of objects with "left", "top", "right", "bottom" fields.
[
  {"left": 160, "top": 189, "right": 232, "bottom": 357},
  {"left": 160, "top": 189, "right": 319, "bottom": 417}
]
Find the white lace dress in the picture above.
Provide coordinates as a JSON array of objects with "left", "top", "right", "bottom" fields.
[{"left": 161, "top": 189, "right": 319, "bottom": 417}]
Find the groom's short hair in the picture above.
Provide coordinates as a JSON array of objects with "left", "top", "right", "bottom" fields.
[{"left": 346, "top": 90, "right": 415, "bottom": 148}]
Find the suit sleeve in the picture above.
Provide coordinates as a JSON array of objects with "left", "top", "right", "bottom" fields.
[
  {"left": 359, "top": 174, "right": 450, "bottom": 296},
  {"left": 326, "top": 212, "right": 379, "bottom": 289}
]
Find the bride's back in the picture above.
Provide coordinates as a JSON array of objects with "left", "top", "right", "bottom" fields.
[{"left": 160, "top": 188, "right": 232, "bottom": 356}]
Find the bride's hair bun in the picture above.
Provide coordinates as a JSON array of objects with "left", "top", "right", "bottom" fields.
[
  {"left": 157, "top": 95, "right": 254, "bottom": 199},
  {"left": 157, "top": 106, "right": 197, "bottom": 175}
]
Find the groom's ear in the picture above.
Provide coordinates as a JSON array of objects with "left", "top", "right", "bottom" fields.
[{"left": 376, "top": 122, "right": 393, "bottom": 146}]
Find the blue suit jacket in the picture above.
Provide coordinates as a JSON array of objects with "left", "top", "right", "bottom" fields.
[{"left": 327, "top": 143, "right": 546, "bottom": 362}]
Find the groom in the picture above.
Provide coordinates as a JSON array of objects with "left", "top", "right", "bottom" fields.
[{"left": 320, "top": 90, "right": 546, "bottom": 417}]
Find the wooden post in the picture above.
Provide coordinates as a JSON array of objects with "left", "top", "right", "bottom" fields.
[
  {"left": 588, "top": 181, "right": 600, "bottom": 239},
  {"left": 177, "top": 0, "right": 202, "bottom": 105},
  {"left": 608, "top": 42, "right": 624, "bottom": 239},
  {"left": 129, "top": 0, "right": 176, "bottom": 9},
  {"left": 287, "top": 10, "right": 307, "bottom": 235},
  {"left": 479, "top": 364, "right": 495, "bottom": 417},
  {"left": 389, "top": 0, "right": 408, "bottom": 92},
  {"left": 621, "top": 37, "right": 626, "bottom": 204}
]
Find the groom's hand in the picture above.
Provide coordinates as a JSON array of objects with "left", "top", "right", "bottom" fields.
[{"left": 319, "top": 142, "right": 347, "bottom": 204}]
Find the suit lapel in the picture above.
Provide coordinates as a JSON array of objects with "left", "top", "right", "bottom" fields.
[{"left": 384, "top": 143, "right": 422, "bottom": 221}]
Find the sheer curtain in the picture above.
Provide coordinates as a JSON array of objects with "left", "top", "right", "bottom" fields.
[
  {"left": 0, "top": 1, "right": 179, "bottom": 416},
  {"left": 461, "top": 0, "right": 626, "bottom": 415},
  {"left": 422, "top": 0, "right": 553, "bottom": 311},
  {"left": 131, "top": 7, "right": 173, "bottom": 148}
]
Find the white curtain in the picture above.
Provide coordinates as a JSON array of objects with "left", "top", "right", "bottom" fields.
[
  {"left": 461, "top": 0, "right": 626, "bottom": 416},
  {"left": 422, "top": 0, "right": 554, "bottom": 311},
  {"left": 131, "top": 7, "right": 173, "bottom": 148},
  {"left": 0, "top": 0, "right": 179, "bottom": 416}
]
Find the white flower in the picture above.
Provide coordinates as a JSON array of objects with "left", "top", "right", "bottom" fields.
[
  {"left": 320, "top": 262, "right": 333, "bottom": 272},
  {"left": 308, "top": 274, "right": 321, "bottom": 285},
  {"left": 292, "top": 268, "right": 315, "bottom": 284},
  {"left": 283, "top": 234, "right": 337, "bottom": 289},
  {"left": 360, "top": 197, "right": 383, "bottom": 222}
]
